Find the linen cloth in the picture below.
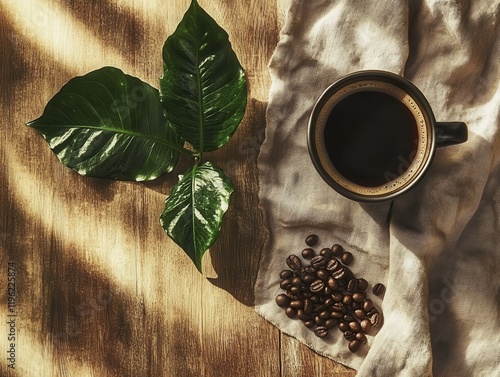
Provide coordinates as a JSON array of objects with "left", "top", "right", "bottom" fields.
[{"left": 255, "top": 1, "right": 500, "bottom": 376}]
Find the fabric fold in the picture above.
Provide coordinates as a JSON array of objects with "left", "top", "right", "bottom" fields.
[{"left": 256, "top": 0, "right": 500, "bottom": 376}]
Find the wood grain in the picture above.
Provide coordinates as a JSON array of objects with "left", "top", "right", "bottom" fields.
[{"left": 0, "top": 0, "right": 356, "bottom": 375}]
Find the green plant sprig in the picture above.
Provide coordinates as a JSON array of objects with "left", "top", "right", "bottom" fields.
[{"left": 27, "top": 0, "right": 247, "bottom": 271}]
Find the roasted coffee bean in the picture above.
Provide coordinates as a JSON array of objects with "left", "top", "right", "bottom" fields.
[
  {"left": 302, "top": 248, "right": 316, "bottom": 259},
  {"left": 327, "top": 276, "right": 339, "bottom": 290},
  {"left": 343, "top": 330, "right": 356, "bottom": 341},
  {"left": 305, "top": 234, "right": 319, "bottom": 246},
  {"left": 325, "top": 258, "right": 340, "bottom": 271},
  {"left": 275, "top": 294, "right": 291, "bottom": 308},
  {"left": 314, "top": 316, "right": 325, "bottom": 326},
  {"left": 310, "top": 255, "right": 326, "bottom": 269},
  {"left": 323, "top": 298, "right": 333, "bottom": 307},
  {"left": 347, "top": 278, "right": 358, "bottom": 293},
  {"left": 338, "top": 321, "right": 350, "bottom": 332},
  {"left": 355, "top": 332, "right": 367, "bottom": 343},
  {"left": 360, "top": 318, "right": 372, "bottom": 333},
  {"left": 310, "top": 279, "right": 325, "bottom": 293},
  {"left": 352, "top": 301, "right": 361, "bottom": 310},
  {"left": 330, "top": 311, "right": 344, "bottom": 319},
  {"left": 331, "top": 302, "right": 345, "bottom": 313},
  {"left": 290, "top": 300, "right": 304, "bottom": 309},
  {"left": 302, "top": 273, "right": 316, "bottom": 283},
  {"left": 291, "top": 276, "right": 302, "bottom": 286},
  {"left": 354, "top": 309, "right": 365, "bottom": 320},
  {"left": 285, "top": 307, "right": 297, "bottom": 318},
  {"left": 341, "top": 251, "right": 354, "bottom": 265},
  {"left": 316, "top": 268, "right": 329, "bottom": 281},
  {"left": 313, "top": 304, "right": 326, "bottom": 313},
  {"left": 370, "top": 312, "right": 383, "bottom": 328},
  {"left": 357, "top": 278, "right": 368, "bottom": 291},
  {"left": 363, "top": 298, "right": 374, "bottom": 312},
  {"left": 349, "top": 320, "right": 361, "bottom": 333},
  {"left": 348, "top": 339, "right": 361, "bottom": 353},
  {"left": 280, "top": 270, "right": 293, "bottom": 280},
  {"left": 297, "top": 309, "right": 311, "bottom": 321},
  {"left": 325, "top": 319, "right": 338, "bottom": 329},
  {"left": 332, "top": 267, "right": 346, "bottom": 280},
  {"left": 290, "top": 286, "right": 301, "bottom": 295},
  {"left": 331, "top": 244, "right": 343, "bottom": 256},
  {"left": 324, "top": 287, "right": 332, "bottom": 295},
  {"left": 303, "top": 298, "right": 313, "bottom": 314},
  {"left": 280, "top": 278, "right": 292, "bottom": 290},
  {"left": 331, "top": 292, "right": 343, "bottom": 302},
  {"left": 286, "top": 255, "right": 302, "bottom": 271},
  {"left": 304, "top": 320, "right": 315, "bottom": 328},
  {"left": 366, "top": 308, "right": 379, "bottom": 317},
  {"left": 373, "top": 283, "right": 386, "bottom": 296},
  {"left": 319, "top": 310, "right": 330, "bottom": 320},
  {"left": 343, "top": 294, "right": 353, "bottom": 305},
  {"left": 314, "top": 326, "right": 329, "bottom": 338},
  {"left": 310, "top": 296, "right": 320, "bottom": 304},
  {"left": 352, "top": 292, "right": 366, "bottom": 302},
  {"left": 320, "top": 248, "right": 334, "bottom": 259}
]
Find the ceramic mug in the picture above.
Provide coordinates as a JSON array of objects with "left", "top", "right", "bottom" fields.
[{"left": 307, "top": 70, "right": 468, "bottom": 202}]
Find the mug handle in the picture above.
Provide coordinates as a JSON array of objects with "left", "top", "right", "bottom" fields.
[{"left": 436, "top": 122, "right": 468, "bottom": 147}]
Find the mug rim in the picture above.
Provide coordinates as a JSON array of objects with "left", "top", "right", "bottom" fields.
[{"left": 307, "top": 70, "right": 437, "bottom": 202}]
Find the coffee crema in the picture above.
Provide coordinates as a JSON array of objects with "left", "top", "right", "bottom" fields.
[{"left": 314, "top": 80, "right": 431, "bottom": 197}]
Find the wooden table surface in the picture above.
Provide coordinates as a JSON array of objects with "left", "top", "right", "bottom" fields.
[{"left": 1, "top": 1, "right": 356, "bottom": 375}]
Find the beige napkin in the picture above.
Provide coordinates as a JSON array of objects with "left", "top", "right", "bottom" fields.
[{"left": 255, "top": 1, "right": 500, "bottom": 376}]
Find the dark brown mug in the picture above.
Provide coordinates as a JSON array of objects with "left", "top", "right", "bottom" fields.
[{"left": 308, "top": 70, "right": 468, "bottom": 202}]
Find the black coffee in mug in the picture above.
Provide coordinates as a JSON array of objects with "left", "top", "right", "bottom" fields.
[
  {"left": 308, "top": 70, "right": 468, "bottom": 202},
  {"left": 324, "top": 90, "right": 418, "bottom": 187}
]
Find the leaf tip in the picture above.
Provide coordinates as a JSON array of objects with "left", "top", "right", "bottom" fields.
[{"left": 195, "top": 260, "right": 203, "bottom": 273}]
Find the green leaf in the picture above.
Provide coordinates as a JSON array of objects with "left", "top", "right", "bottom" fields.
[
  {"left": 160, "top": 0, "right": 247, "bottom": 153},
  {"left": 27, "top": 67, "right": 185, "bottom": 181},
  {"left": 160, "top": 161, "right": 234, "bottom": 271}
]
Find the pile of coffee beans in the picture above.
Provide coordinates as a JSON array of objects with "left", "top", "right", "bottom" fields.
[{"left": 275, "top": 234, "right": 385, "bottom": 353}]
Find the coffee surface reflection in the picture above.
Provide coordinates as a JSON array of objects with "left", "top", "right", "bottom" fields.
[{"left": 324, "top": 90, "right": 418, "bottom": 187}]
